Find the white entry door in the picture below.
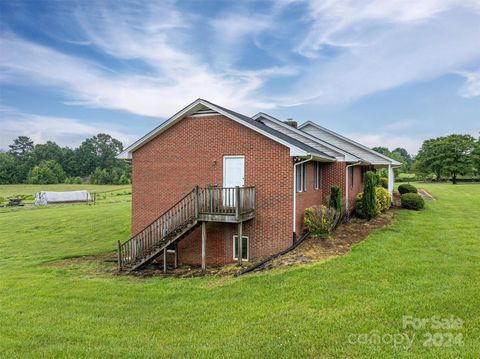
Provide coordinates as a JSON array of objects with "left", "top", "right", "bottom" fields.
[{"left": 223, "top": 156, "right": 245, "bottom": 206}]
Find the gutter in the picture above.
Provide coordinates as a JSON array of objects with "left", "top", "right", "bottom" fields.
[
  {"left": 345, "top": 162, "right": 362, "bottom": 212},
  {"left": 293, "top": 155, "right": 313, "bottom": 242}
]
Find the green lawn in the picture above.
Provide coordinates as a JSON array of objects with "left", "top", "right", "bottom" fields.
[
  {"left": 0, "top": 183, "right": 478, "bottom": 358},
  {"left": 0, "top": 184, "right": 131, "bottom": 208},
  {"left": 0, "top": 184, "right": 131, "bottom": 198}
]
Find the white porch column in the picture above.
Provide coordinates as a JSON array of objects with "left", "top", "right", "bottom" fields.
[{"left": 387, "top": 164, "right": 394, "bottom": 198}]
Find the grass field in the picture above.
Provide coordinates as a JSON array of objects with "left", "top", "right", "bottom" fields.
[
  {"left": 0, "top": 184, "right": 131, "bottom": 198},
  {"left": 0, "top": 184, "right": 131, "bottom": 209},
  {"left": 0, "top": 183, "right": 479, "bottom": 358}
]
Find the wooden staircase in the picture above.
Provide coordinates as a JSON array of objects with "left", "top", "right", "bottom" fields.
[{"left": 118, "top": 186, "right": 256, "bottom": 272}]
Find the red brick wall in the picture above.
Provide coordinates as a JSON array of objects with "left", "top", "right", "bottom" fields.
[
  {"left": 347, "top": 165, "right": 365, "bottom": 212},
  {"left": 295, "top": 161, "right": 324, "bottom": 233},
  {"left": 132, "top": 115, "right": 294, "bottom": 265},
  {"left": 295, "top": 162, "right": 365, "bottom": 232}
]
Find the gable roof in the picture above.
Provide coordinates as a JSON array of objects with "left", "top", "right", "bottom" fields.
[
  {"left": 299, "top": 121, "right": 402, "bottom": 166},
  {"left": 117, "top": 99, "right": 334, "bottom": 160},
  {"left": 252, "top": 112, "right": 361, "bottom": 162}
]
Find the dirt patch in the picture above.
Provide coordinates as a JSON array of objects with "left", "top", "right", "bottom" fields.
[
  {"left": 46, "top": 252, "right": 119, "bottom": 276},
  {"left": 418, "top": 188, "right": 435, "bottom": 200}
]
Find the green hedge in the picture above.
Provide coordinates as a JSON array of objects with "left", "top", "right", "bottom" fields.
[
  {"left": 356, "top": 186, "right": 391, "bottom": 218},
  {"left": 398, "top": 183, "right": 417, "bottom": 195},
  {"left": 401, "top": 193, "right": 424, "bottom": 210},
  {"left": 304, "top": 205, "right": 336, "bottom": 238}
]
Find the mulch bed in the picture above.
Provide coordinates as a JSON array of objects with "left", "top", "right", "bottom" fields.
[{"left": 259, "top": 210, "right": 395, "bottom": 272}]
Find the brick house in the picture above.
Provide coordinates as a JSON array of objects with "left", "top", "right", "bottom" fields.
[{"left": 117, "top": 99, "right": 400, "bottom": 271}]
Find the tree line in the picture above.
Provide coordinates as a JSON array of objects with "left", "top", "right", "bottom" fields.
[
  {"left": 374, "top": 134, "right": 480, "bottom": 184},
  {"left": 0, "top": 134, "right": 130, "bottom": 185},
  {"left": 1, "top": 132, "right": 478, "bottom": 186}
]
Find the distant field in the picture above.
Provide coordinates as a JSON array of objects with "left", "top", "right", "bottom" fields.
[
  {"left": 0, "top": 183, "right": 478, "bottom": 358},
  {"left": 0, "top": 184, "right": 131, "bottom": 199}
]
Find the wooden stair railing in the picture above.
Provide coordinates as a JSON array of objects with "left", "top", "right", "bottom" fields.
[
  {"left": 118, "top": 187, "right": 199, "bottom": 271},
  {"left": 117, "top": 186, "right": 256, "bottom": 271}
]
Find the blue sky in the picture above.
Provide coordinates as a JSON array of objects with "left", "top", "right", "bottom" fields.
[{"left": 1, "top": 0, "right": 479, "bottom": 154}]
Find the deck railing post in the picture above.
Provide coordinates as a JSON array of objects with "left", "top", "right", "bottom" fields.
[
  {"left": 235, "top": 186, "right": 240, "bottom": 221},
  {"left": 237, "top": 222, "right": 243, "bottom": 265},
  {"left": 117, "top": 240, "right": 122, "bottom": 271},
  {"left": 195, "top": 186, "right": 200, "bottom": 219}
]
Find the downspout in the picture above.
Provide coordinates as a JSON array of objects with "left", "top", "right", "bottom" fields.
[
  {"left": 293, "top": 155, "right": 313, "bottom": 243},
  {"left": 345, "top": 162, "right": 362, "bottom": 212}
]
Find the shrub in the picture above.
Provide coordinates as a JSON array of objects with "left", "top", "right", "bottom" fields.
[
  {"left": 90, "top": 167, "right": 111, "bottom": 184},
  {"left": 375, "top": 186, "right": 391, "bottom": 212},
  {"left": 0, "top": 196, "right": 6, "bottom": 205},
  {"left": 356, "top": 192, "right": 374, "bottom": 218},
  {"left": 357, "top": 187, "right": 391, "bottom": 218},
  {"left": 304, "top": 205, "right": 336, "bottom": 238},
  {"left": 328, "top": 186, "right": 342, "bottom": 227},
  {"left": 380, "top": 177, "right": 388, "bottom": 189},
  {"left": 361, "top": 171, "right": 378, "bottom": 219},
  {"left": 118, "top": 173, "right": 131, "bottom": 185},
  {"left": 27, "top": 160, "right": 66, "bottom": 184},
  {"left": 401, "top": 193, "right": 424, "bottom": 210},
  {"left": 398, "top": 183, "right": 417, "bottom": 195},
  {"left": 65, "top": 176, "right": 83, "bottom": 184}
]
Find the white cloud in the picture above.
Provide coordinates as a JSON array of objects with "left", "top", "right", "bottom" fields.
[
  {"left": 210, "top": 14, "right": 272, "bottom": 44},
  {"left": 384, "top": 120, "right": 417, "bottom": 131},
  {"left": 1, "top": 0, "right": 479, "bottom": 125},
  {"left": 288, "top": 2, "right": 480, "bottom": 105},
  {"left": 297, "top": 0, "right": 480, "bottom": 57},
  {"left": 457, "top": 69, "right": 480, "bottom": 98},
  {"left": 0, "top": 109, "right": 136, "bottom": 149},
  {"left": 345, "top": 132, "right": 426, "bottom": 154},
  {"left": 0, "top": 2, "right": 288, "bottom": 118}
]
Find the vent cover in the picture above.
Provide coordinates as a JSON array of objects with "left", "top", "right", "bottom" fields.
[{"left": 190, "top": 108, "right": 219, "bottom": 117}]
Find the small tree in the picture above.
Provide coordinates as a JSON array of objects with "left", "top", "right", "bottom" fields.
[
  {"left": 90, "top": 167, "right": 111, "bottom": 184},
  {"left": 329, "top": 186, "right": 342, "bottom": 212},
  {"left": 361, "top": 171, "right": 377, "bottom": 220},
  {"left": 27, "top": 160, "right": 66, "bottom": 184},
  {"left": 328, "top": 186, "right": 342, "bottom": 227},
  {"left": 0, "top": 153, "right": 16, "bottom": 184}
]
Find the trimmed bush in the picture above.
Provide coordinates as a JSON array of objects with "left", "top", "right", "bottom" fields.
[
  {"left": 328, "top": 186, "right": 343, "bottom": 228},
  {"left": 380, "top": 177, "right": 388, "bottom": 189},
  {"left": 401, "top": 193, "right": 424, "bottom": 210},
  {"left": 357, "top": 187, "right": 391, "bottom": 218},
  {"left": 304, "top": 205, "right": 336, "bottom": 238},
  {"left": 361, "top": 171, "right": 378, "bottom": 219},
  {"left": 398, "top": 183, "right": 417, "bottom": 195},
  {"left": 375, "top": 186, "right": 391, "bottom": 212},
  {"left": 356, "top": 192, "right": 366, "bottom": 218}
]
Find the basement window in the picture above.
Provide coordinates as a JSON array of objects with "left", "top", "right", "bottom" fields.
[{"left": 233, "top": 235, "right": 249, "bottom": 261}]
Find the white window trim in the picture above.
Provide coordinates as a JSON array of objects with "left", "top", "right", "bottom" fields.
[
  {"left": 233, "top": 235, "right": 249, "bottom": 261},
  {"left": 223, "top": 155, "right": 245, "bottom": 188},
  {"left": 314, "top": 162, "right": 322, "bottom": 190},
  {"left": 303, "top": 163, "right": 307, "bottom": 192},
  {"left": 296, "top": 163, "right": 307, "bottom": 192}
]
